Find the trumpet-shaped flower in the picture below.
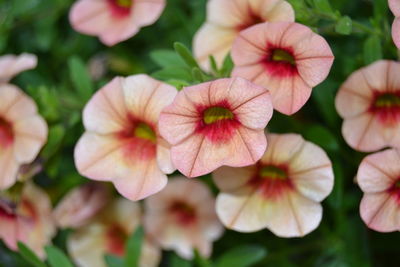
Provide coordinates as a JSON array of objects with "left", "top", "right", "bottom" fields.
[
  {"left": 231, "top": 22, "right": 334, "bottom": 115},
  {"left": 69, "top": 0, "right": 165, "bottom": 46},
  {"left": 357, "top": 148, "right": 400, "bottom": 232},
  {"left": 0, "top": 53, "right": 37, "bottom": 83},
  {"left": 335, "top": 60, "right": 400, "bottom": 152},
  {"left": 389, "top": 0, "right": 400, "bottom": 48},
  {"left": 213, "top": 133, "right": 334, "bottom": 237},
  {"left": 144, "top": 177, "right": 223, "bottom": 259},
  {"left": 53, "top": 183, "right": 110, "bottom": 228},
  {"left": 193, "top": 0, "right": 294, "bottom": 70},
  {"left": 0, "top": 84, "right": 48, "bottom": 190},
  {"left": 0, "top": 182, "right": 55, "bottom": 258},
  {"left": 68, "top": 198, "right": 160, "bottom": 267},
  {"left": 74, "top": 75, "right": 177, "bottom": 201},
  {"left": 159, "top": 77, "right": 273, "bottom": 177}
]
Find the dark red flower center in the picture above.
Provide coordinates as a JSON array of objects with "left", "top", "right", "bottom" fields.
[
  {"left": 196, "top": 101, "right": 240, "bottom": 144},
  {"left": 118, "top": 117, "right": 157, "bottom": 161},
  {"left": 237, "top": 11, "right": 263, "bottom": 31},
  {"left": 106, "top": 224, "right": 127, "bottom": 256},
  {"left": 261, "top": 47, "right": 298, "bottom": 78},
  {"left": 0, "top": 200, "right": 17, "bottom": 220},
  {"left": 107, "top": 0, "right": 132, "bottom": 18},
  {"left": 169, "top": 201, "right": 196, "bottom": 226},
  {"left": 0, "top": 117, "right": 14, "bottom": 147},
  {"left": 370, "top": 92, "right": 400, "bottom": 126},
  {"left": 248, "top": 164, "right": 293, "bottom": 199}
]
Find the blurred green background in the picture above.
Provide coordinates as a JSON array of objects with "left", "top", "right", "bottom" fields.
[{"left": 0, "top": 0, "right": 399, "bottom": 266}]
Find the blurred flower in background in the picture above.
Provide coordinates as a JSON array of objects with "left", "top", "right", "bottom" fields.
[{"left": 389, "top": 0, "right": 400, "bottom": 48}]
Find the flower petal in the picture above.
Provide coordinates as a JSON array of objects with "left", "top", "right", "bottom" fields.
[
  {"left": 393, "top": 17, "right": 400, "bottom": 49},
  {"left": 156, "top": 138, "right": 175, "bottom": 174},
  {"left": 389, "top": 0, "right": 400, "bottom": 16},
  {"left": 0, "top": 147, "right": 19, "bottom": 190},
  {"left": 212, "top": 165, "right": 255, "bottom": 192},
  {"left": 360, "top": 192, "right": 400, "bottom": 232},
  {"left": 0, "top": 54, "right": 37, "bottom": 83},
  {"left": 83, "top": 77, "right": 129, "bottom": 135}
]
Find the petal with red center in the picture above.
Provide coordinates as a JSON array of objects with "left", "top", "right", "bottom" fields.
[
  {"left": 122, "top": 74, "right": 177, "bottom": 124},
  {"left": 342, "top": 113, "right": 390, "bottom": 152},
  {"left": 13, "top": 115, "right": 48, "bottom": 164},
  {"left": 193, "top": 23, "right": 236, "bottom": 70},
  {"left": 0, "top": 54, "right": 37, "bottom": 83},
  {"left": 112, "top": 159, "right": 167, "bottom": 201},
  {"left": 171, "top": 127, "right": 266, "bottom": 177},
  {"left": 83, "top": 77, "right": 128, "bottom": 134},
  {"left": 357, "top": 149, "right": 400, "bottom": 193},
  {"left": 392, "top": 17, "right": 400, "bottom": 49},
  {"left": 0, "top": 206, "right": 18, "bottom": 250},
  {"left": 212, "top": 165, "right": 255, "bottom": 192},
  {"left": 0, "top": 148, "right": 19, "bottom": 190},
  {"left": 360, "top": 192, "right": 400, "bottom": 232}
]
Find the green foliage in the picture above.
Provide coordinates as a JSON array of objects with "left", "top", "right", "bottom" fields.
[
  {"left": 124, "top": 227, "right": 145, "bottom": 267},
  {"left": 214, "top": 245, "right": 267, "bottom": 267},
  {"left": 17, "top": 242, "right": 46, "bottom": 267},
  {"left": 45, "top": 246, "right": 74, "bottom": 267}
]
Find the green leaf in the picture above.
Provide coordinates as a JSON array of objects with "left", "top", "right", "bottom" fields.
[
  {"left": 170, "top": 253, "right": 192, "bottom": 267},
  {"left": 215, "top": 245, "right": 267, "bottom": 267},
  {"left": 313, "top": 0, "right": 333, "bottom": 13},
  {"left": 304, "top": 125, "right": 340, "bottom": 152},
  {"left": 150, "top": 49, "right": 186, "bottom": 68},
  {"left": 335, "top": 16, "right": 352, "bottom": 35},
  {"left": 152, "top": 67, "right": 192, "bottom": 82},
  {"left": 124, "top": 226, "right": 144, "bottom": 267},
  {"left": 192, "top": 67, "right": 205, "bottom": 82},
  {"left": 193, "top": 250, "right": 212, "bottom": 267},
  {"left": 68, "top": 56, "right": 94, "bottom": 101},
  {"left": 173, "top": 42, "right": 200, "bottom": 69},
  {"left": 18, "top": 242, "right": 46, "bottom": 267},
  {"left": 220, "top": 53, "right": 234, "bottom": 77},
  {"left": 209, "top": 55, "right": 218, "bottom": 74},
  {"left": 105, "top": 255, "right": 124, "bottom": 267},
  {"left": 45, "top": 246, "right": 74, "bottom": 267},
  {"left": 363, "top": 35, "right": 382, "bottom": 65},
  {"left": 41, "top": 124, "right": 66, "bottom": 160}
]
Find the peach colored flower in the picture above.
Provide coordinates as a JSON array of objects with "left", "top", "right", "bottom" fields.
[
  {"left": 357, "top": 148, "right": 400, "bottom": 232},
  {"left": 193, "top": 0, "right": 294, "bottom": 70},
  {"left": 74, "top": 75, "right": 177, "bottom": 201},
  {"left": 389, "top": 0, "right": 400, "bottom": 48},
  {"left": 231, "top": 22, "right": 334, "bottom": 115},
  {"left": 159, "top": 77, "right": 273, "bottom": 178},
  {"left": 0, "top": 182, "right": 55, "bottom": 258},
  {"left": 0, "top": 84, "right": 48, "bottom": 190},
  {"left": 53, "top": 183, "right": 110, "bottom": 228},
  {"left": 69, "top": 0, "right": 165, "bottom": 46},
  {"left": 144, "top": 177, "right": 223, "bottom": 259},
  {"left": 213, "top": 133, "right": 334, "bottom": 237},
  {"left": 68, "top": 198, "right": 160, "bottom": 267},
  {"left": 335, "top": 60, "right": 400, "bottom": 152},
  {"left": 0, "top": 53, "right": 37, "bottom": 83}
]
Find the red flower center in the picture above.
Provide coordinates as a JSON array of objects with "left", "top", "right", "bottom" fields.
[
  {"left": 248, "top": 164, "right": 293, "bottom": 199},
  {"left": 370, "top": 92, "right": 400, "bottom": 126},
  {"left": 196, "top": 101, "right": 240, "bottom": 143},
  {"left": 106, "top": 224, "right": 127, "bottom": 256},
  {"left": 107, "top": 0, "right": 132, "bottom": 18},
  {"left": 237, "top": 11, "right": 263, "bottom": 31},
  {"left": 118, "top": 117, "right": 157, "bottom": 161},
  {"left": 169, "top": 201, "right": 196, "bottom": 226},
  {"left": 261, "top": 47, "right": 298, "bottom": 78},
  {"left": 0, "top": 117, "right": 14, "bottom": 147},
  {"left": 0, "top": 200, "right": 17, "bottom": 220}
]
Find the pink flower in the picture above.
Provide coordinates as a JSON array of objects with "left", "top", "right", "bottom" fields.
[
  {"left": 335, "top": 60, "right": 400, "bottom": 152},
  {"left": 357, "top": 148, "right": 400, "bottom": 232},
  {"left": 159, "top": 77, "right": 273, "bottom": 178},
  {"left": 193, "top": 0, "right": 294, "bottom": 70},
  {"left": 0, "top": 182, "right": 55, "bottom": 258},
  {"left": 0, "top": 53, "right": 37, "bottom": 83},
  {"left": 53, "top": 183, "right": 110, "bottom": 228},
  {"left": 231, "top": 22, "right": 334, "bottom": 115},
  {"left": 69, "top": 0, "right": 165, "bottom": 46},
  {"left": 0, "top": 84, "right": 48, "bottom": 190},
  {"left": 68, "top": 198, "right": 160, "bottom": 267},
  {"left": 144, "top": 177, "right": 223, "bottom": 259},
  {"left": 213, "top": 133, "right": 334, "bottom": 237},
  {"left": 389, "top": 0, "right": 400, "bottom": 48},
  {"left": 74, "top": 75, "right": 177, "bottom": 201}
]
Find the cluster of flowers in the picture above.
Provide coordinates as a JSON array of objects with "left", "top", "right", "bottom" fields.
[{"left": 1, "top": 0, "right": 400, "bottom": 265}]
